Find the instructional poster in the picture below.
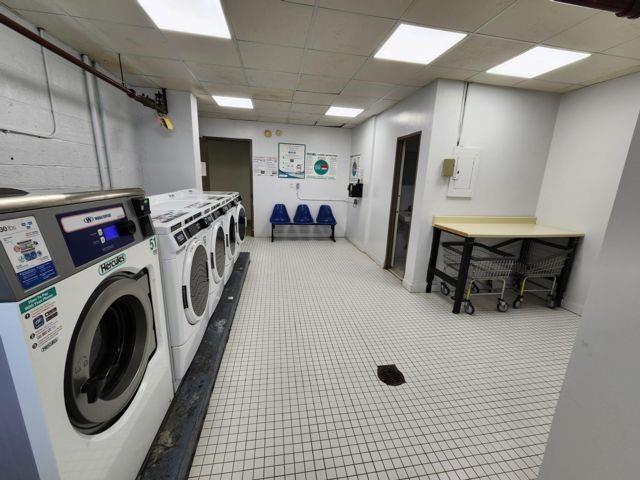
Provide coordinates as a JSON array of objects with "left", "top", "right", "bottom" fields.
[
  {"left": 0, "top": 216, "right": 57, "bottom": 290},
  {"left": 349, "top": 154, "right": 361, "bottom": 183},
  {"left": 278, "top": 143, "right": 306, "bottom": 179},
  {"left": 306, "top": 152, "right": 337, "bottom": 180},
  {"left": 254, "top": 156, "right": 278, "bottom": 176}
]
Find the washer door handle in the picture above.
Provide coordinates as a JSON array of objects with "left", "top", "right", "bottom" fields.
[{"left": 80, "top": 370, "right": 111, "bottom": 404}]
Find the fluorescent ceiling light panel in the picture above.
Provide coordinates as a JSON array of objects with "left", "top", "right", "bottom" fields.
[
  {"left": 487, "top": 46, "right": 590, "bottom": 78},
  {"left": 213, "top": 96, "right": 253, "bottom": 109},
  {"left": 137, "top": 0, "right": 231, "bottom": 38},
  {"left": 325, "top": 106, "right": 363, "bottom": 118},
  {"left": 374, "top": 24, "right": 466, "bottom": 65}
]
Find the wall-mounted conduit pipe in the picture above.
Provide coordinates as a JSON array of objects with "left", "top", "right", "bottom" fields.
[
  {"left": 0, "top": 27, "right": 57, "bottom": 139},
  {"left": 83, "top": 54, "right": 111, "bottom": 189},
  {"left": 0, "top": 12, "right": 168, "bottom": 115}
]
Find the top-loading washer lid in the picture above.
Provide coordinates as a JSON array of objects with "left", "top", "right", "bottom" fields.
[{"left": 64, "top": 271, "right": 156, "bottom": 434}]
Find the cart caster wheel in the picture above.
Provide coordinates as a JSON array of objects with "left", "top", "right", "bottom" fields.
[
  {"left": 440, "top": 283, "right": 450, "bottom": 296},
  {"left": 464, "top": 302, "right": 475, "bottom": 315},
  {"left": 546, "top": 295, "right": 557, "bottom": 309},
  {"left": 471, "top": 282, "right": 480, "bottom": 294},
  {"left": 497, "top": 299, "right": 509, "bottom": 313},
  {"left": 513, "top": 297, "right": 524, "bottom": 309}
]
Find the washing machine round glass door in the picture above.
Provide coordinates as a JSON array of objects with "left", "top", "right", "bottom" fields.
[
  {"left": 211, "top": 223, "right": 226, "bottom": 284},
  {"left": 182, "top": 237, "right": 210, "bottom": 325},
  {"left": 65, "top": 271, "right": 157, "bottom": 434},
  {"left": 237, "top": 204, "right": 247, "bottom": 243},
  {"left": 228, "top": 215, "right": 237, "bottom": 259}
]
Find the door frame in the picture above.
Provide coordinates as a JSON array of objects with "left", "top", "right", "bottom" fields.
[
  {"left": 384, "top": 131, "right": 421, "bottom": 270},
  {"left": 200, "top": 136, "right": 254, "bottom": 236}
]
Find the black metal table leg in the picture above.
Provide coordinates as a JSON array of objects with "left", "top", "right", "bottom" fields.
[
  {"left": 553, "top": 237, "right": 580, "bottom": 308},
  {"left": 426, "top": 227, "right": 442, "bottom": 293},
  {"left": 452, "top": 237, "right": 474, "bottom": 314},
  {"left": 271, "top": 224, "right": 274, "bottom": 242},
  {"left": 330, "top": 225, "right": 335, "bottom": 242}
]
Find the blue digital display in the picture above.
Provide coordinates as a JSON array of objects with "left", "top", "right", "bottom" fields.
[{"left": 103, "top": 225, "right": 119, "bottom": 241}]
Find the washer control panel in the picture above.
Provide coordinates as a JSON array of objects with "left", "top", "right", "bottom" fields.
[{"left": 56, "top": 204, "right": 136, "bottom": 267}]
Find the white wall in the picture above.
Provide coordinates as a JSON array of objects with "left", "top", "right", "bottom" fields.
[
  {"left": 539, "top": 111, "right": 640, "bottom": 480},
  {"left": 139, "top": 90, "right": 202, "bottom": 195},
  {"left": 0, "top": 5, "right": 143, "bottom": 192},
  {"left": 535, "top": 72, "right": 640, "bottom": 314},
  {"left": 348, "top": 80, "right": 560, "bottom": 292},
  {"left": 198, "top": 117, "right": 352, "bottom": 238}
]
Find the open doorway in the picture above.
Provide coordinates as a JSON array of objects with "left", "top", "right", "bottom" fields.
[
  {"left": 384, "top": 132, "right": 421, "bottom": 279},
  {"left": 201, "top": 137, "right": 254, "bottom": 236}
]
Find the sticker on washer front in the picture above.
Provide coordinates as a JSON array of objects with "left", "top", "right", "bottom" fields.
[
  {"left": 0, "top": 216, "right": 57, "bottom": 290},
  {"left": 19, "top": 287, "right": 62, "bottom": 354}
]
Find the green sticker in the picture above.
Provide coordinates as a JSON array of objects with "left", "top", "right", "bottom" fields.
[{"left": 20, "top": 287, "right": 57, "bottom": 314}]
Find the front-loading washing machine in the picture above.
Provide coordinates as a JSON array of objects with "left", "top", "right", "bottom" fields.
[
  {"left": 149, "top": 200, "right": 216, "bottom": 390},
  {"left": 0, "top": 189, "right": 173, "bottom": 480}
]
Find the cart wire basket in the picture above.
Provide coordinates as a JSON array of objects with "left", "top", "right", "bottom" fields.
[
  {"left": 505, "top": 239, "right": 574, "bottom": 309},
  {"left": 440, "top": 242, "right": 517, "bottom": 315}
]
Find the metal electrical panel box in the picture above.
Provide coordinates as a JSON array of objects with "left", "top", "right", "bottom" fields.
[{"left": 447, "top": 147, "right": 480, "bottom": 198}]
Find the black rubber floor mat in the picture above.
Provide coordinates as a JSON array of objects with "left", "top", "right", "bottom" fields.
[{"left": 377, "top": 364, "right": 405, "bottom": 386}]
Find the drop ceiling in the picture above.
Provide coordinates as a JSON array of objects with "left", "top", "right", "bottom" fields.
[{"left": 3, "top": 0, "right": 640, "bottom": 127}]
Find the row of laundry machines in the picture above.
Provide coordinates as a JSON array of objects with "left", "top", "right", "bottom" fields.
[{"left": 0, "top": 187, "right": 246, "bottom": 480}]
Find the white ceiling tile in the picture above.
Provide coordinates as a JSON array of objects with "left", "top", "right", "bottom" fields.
[
  {"left": 291, "top": 103, "right": 328, "bottom": 114},
  {"left": 123, "top": 74, "right": 159, "bottom": 88},
  {"left": 201, "top": 83, "right": 253, "bottom": 96},
  {"left": 288, "top": 112, "right": 321, "bottom": 121},
  {"left": 54, "top": 0, "right": 154, "bottom": 27},
  {"left": 341, "top": 80, "right": 394, "bottom": 98},
  {"left": 316, "top": 120, "right": 347, "bottom": 127},
  {"left": 6, "top": 0, "right": 65, "bottom": 13},
  {"left": 292, "top": 91, "right": 338, "bottom": 105},
  {"left": 238, "top": 41, "right": 303, "bottom": 73},
  {"left": 433, "top": 35, "right": 530, "bottom": 71},
  {"left": 258, "top": 114, "right": 290, "bottom": 123},
  {"left": 538, "top": 53, "right": 640, "bottom": 84},
  {"left": 421, "top": 65, "right": 476, "bottom": 83},
  {"left": 513, "top": 78, "right": 573, "bottom": 92},
  {"left": 245, "top": 69, "right": 299, "bottom": 89},
  {"left": 145, "top": 75, "right": 204, "bottom": 92},
  {"left": 363, "top": 99, "right": 398, "bottom": 115},
  {"left": 223, "top": 0, "right": 313, "bottom": 47},
  {"left": 249, "top": 87, "right": 295, "bottom": 102},
  {"left": 479, "top": 0, "right": 597, "bottom": 43},
  {"left": 199, "top": 111, "right": 229, "bottom": 119},
  {"left": 332, "top": 94, "right": 377, "bottom": 109},
  {"left": 78, "top": 18, "right": 181, "bottom": 58},
  {"left": 302, "top": 50, "right": 367, "bottom": 78},
  {"left": 297, "top": 74, "right": 349, "bottom": 94},
  {"left": 163, "top": 32, "right": 241, "bottom": 65},
  {"left": 124, "top": 56, "right": 194, "bottom": 79},
  {"left": 545, "top": 12, "right": 640, "bottom": 53},
  {"left": 317, "top": 0, "right": 413, "bottom": 18},
  {"left": 606, "top": 37, "right": 640, "bottom": 60},
  {"left": 579, "top": 63, "right": 640, "bottom": 86},
  {"left": 469, "top": 72, "right": 522, "bottom": 87},
  {"left": 308, "top": 8, "right": 396, "bottom": 56},
  {"left": 252, "top": 100, "right": 291, "bottom": 112},
  {"left": 355, "top": 59, "right": 444, "bottom": 86},
  {"left": 384, "top": 85, "right": 419, "bottom": 100},
  {"left": 403, "top": 0, "right": 515, "bottom": 32},
  {"left": 188, "top": 63, "right": 246, "bottom": 84}
]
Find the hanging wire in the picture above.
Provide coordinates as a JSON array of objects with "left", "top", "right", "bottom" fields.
[{"left": 456, "top": 82, "right": 470, "bottom": 147}]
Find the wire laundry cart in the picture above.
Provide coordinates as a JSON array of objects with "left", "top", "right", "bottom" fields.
[
  {"left": 440, "top": 242, "right": 517, "bottom": 315},
  {"left": 503, "top": 239, "right": 574, "bottom": 309}
]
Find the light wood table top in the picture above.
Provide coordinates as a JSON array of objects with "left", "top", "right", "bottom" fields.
[{"left": 432, "top": 216, "right": 584, "bottom": 239}]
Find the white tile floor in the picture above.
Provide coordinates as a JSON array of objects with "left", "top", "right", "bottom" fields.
[{"left": 190, "top": 238, "right": 579, "bottom": 480}]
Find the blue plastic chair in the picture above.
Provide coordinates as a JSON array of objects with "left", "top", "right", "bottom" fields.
[
  {"left": 270, "top": 204, "right": 291, "bottom": 224},
  {"left": 316, "top": 205, "right": 337, "bottom": 225},
  {"left": 293, "top": 204, "right": 314, "bottom": 224}
]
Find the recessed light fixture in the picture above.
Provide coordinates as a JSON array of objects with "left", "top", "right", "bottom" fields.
[
  {"left": 374, "top": 24, "right": 467, "bottom": 65},
  {"left": 137, "top": 0, "right": 231, "bottom": 38},
  {"left": 487, "top": 46, "right": 590, "bottom": 78},
  {"left": 325, "top": 106, "right": 363, "bottom": 118},
  {"left": 213, "top": 96, "right": 253, "bottom": 109}
]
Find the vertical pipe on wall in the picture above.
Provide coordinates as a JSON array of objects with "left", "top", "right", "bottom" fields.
[
  {"left": 95, "top": 63, "right": 115, "bottom": 188},
  {"left": 82, "top": 54, "right": 111, "bottom": 190}
]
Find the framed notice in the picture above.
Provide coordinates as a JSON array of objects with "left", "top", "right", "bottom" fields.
[
  {"left": 253, "top": 156, "right": 277, "bottom": 176},
  {"left": 349, "top": 154, "right": 361, "bottom": 183},
  {"left": 278, "top": 143, "right": 306, "bottom": 179},
  {"left": 306, "top": 152, "right": 337, "bottom": 180}
]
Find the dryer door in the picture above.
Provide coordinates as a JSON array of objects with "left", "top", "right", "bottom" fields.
[
  {"left": 182, "top": 237, "right": 210, "bottom": 325},
  {"left": 64, "top": 271, "right": 157, "bottom": 434},
  {"left": 210, "top": 223, "right": 226, "bottom": 284},
  {"left": 237, "top": 204, "right": 247, "bottom": 244},
  {"left": 227, "top": 214, "right": 237, "bottom": 259}
]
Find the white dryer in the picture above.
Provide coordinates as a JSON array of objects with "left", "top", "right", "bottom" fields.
[
  {"left": 0, "top": 189, "right": 173, "bottom": 480},
  {"left": 150, "top": 200, "right": 215, "bottom": 390}
]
